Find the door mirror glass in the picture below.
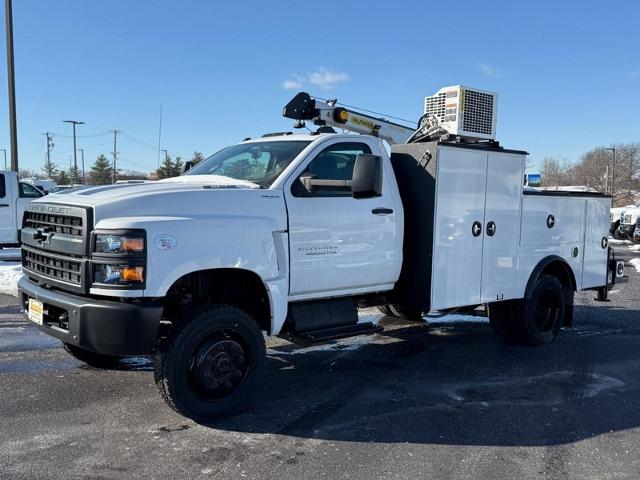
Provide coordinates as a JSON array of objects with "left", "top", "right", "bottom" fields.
[{"left": 351, "top": 154, "right": 382, "bottom": 199}]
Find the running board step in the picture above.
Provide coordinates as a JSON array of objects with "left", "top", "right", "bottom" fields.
[{"left": 288, "top": 322, "right": 383, "bottom": 347}]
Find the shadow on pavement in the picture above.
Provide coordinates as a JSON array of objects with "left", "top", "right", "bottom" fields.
[{"left": 205, "top": 305, "right": 640, "bottom": 447}]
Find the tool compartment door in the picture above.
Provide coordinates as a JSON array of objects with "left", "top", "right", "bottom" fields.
[
  {"left": 480, "top": 151, "right": 524, "bottom": 302},
  {"left": 431, "top": 147, "right": 487, "bottom": 310},
  {"left": 582, "top": 197, "right": 610, "bottom": 289}
]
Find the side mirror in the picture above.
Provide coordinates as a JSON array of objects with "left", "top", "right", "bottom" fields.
[
  {"left": 351, "top": 154, "right": 382, "bottom": 199},
  {"left": 180, "top": 160, "right": 194, "bottom": 175}
]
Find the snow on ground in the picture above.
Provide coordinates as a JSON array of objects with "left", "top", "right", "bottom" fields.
[
  {"left": 0, "top": 262, "right": 23, "bottom": 297},
  {"left": 629, "top": 258, "right": 640, "bottom": 273},
  {"left": 628, "top": 244, "right": 640, "bottom": 252},
  {"left": 608, "top": 238, "right": 631, "bottom": 245}
]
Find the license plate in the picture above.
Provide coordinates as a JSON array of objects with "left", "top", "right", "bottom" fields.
[{"left": 28, "top": 298, "right": 44, "bottom": 325}]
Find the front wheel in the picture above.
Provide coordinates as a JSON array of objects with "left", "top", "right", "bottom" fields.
[{"left": 154, "top": 304, "right": 265, "bottom": 421}]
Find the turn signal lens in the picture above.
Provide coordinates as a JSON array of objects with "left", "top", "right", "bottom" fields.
[{"left": 121, "top": 266, "right": 144, "bottom": 282}]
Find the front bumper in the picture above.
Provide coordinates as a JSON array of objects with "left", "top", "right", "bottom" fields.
[{"left": 18, "top": 276, "right": 162, "bottom": 356}]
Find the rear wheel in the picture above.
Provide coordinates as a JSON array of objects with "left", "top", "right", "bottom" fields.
[
  {"left": 513, "top": 274, "right": 565, "bottom": 346},
  {"left": 154, "top": 304, "right": 265, "bottom": 421},
  {"left": 63, "top": 343, "right": 123, "bottom": 368},
  {"left": 377, "top": 305, "right": 394, "bottom": 317},
  {"left": 388, "top": 304, "right": 424, "bottom": 322},
  {"left": 490, "top": 275, "right": 566, "bottom": 346}
]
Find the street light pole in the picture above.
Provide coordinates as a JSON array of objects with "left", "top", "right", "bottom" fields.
[
  {"left": 63, "top": 120, "right": 84, "bottom": 184},
  {"left": 0, "top": 149, "right": 6, "bottom": 170},
  {"left": 4, "top": 0, "right": 18, "bottom": 172},
  {"left": 78, "top": 148, "right": 85, "bottom": 184},
  {"left": 606, "top": 147, "right": 616, "bottom": 198}
]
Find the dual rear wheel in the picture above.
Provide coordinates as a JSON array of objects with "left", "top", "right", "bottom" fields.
[{"left": 489, "top": 274, "right": 567, "bottom": 346}]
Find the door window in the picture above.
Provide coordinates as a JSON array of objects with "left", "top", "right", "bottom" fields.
[
  {"left": 19, "top": 182, "right": 43, "bottom": 198},
  {"left": 293, "top": 142, "right": 371, "bottom": 197}
]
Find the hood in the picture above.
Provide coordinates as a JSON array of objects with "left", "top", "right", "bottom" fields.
[{"left": 40, "top": 175, "right": 260, "bottom": 208}]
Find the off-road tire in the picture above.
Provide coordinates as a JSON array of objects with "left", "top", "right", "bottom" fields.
[{"left": 154, "top": 304, "right": 265, "bottom": 421}]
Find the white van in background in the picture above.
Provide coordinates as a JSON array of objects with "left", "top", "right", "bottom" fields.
[{"left": 0, "top": 171, "right": 44, "bottom": 247}]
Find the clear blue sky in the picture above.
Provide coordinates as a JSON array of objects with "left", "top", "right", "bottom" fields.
[{"left": 0, "top": 0, "right": 638, "bottom": 175}]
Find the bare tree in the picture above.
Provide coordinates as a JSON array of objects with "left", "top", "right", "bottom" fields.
[{"left": 539, "top": 157, "right": 574, "bottom": 187}]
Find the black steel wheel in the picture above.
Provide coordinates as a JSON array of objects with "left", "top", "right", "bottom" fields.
[{"left": 154, "top": 304, "right": 265, "bottom": 421}]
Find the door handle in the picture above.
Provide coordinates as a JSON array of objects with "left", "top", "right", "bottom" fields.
[
  {"left": 372, "top": 208, "right": 393, "bottom": 215},
  {"left": 0, "top": 204, "right": 9, "bottom": 207},
  {"left": 471, "top": 221, "right": 482, "bottom": 237},
  {"left": 486, "top": 221, "right": 496, "bottom": 237}
]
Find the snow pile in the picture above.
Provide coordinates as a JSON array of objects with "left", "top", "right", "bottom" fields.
[
  {"left": 628, "top": 244, "right": 640, "bottom": 252},
  {"left": 629, "top": 258, "right": 640, "bottom": 273},
  {"left": 0, "top": 262, "right": 23, "bottom": 296}
]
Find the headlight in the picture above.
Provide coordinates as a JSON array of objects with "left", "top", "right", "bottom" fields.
[
  {"left": 95, "top": 233, "right": 145, "bottom": 254},
  {"left": 94, "top": 264, "right": 144, "bottom": 286},
  {"left": 92, "top": 230, "right": 146, "bottom": 289}
]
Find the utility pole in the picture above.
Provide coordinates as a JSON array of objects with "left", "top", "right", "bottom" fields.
[
  {"left": 63, "top": 120, "right": 84, "bottom": 184},
  {"left": 111, "top": 129, "right": 119, "bottom": 184},
  {"left": 606, "top": 147, "right": 616, "bottom": 198},
  {"left": 42, "top": 132, "right": 54, "bottom": 176},
  {"left": 5, "top": 0, "right": 18, "bottom": 172},
  {"left": 78, "top": 148, "right": 85, "bottom": 184},
  {"left": 157, "top": 104, "right": 163, "bottom": 169}
]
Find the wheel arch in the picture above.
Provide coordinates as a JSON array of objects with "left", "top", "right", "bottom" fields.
[{"left": 163, "top": 267, "right": 273, "bottom": 334}]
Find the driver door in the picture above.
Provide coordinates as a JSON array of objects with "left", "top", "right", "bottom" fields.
[{"left": 285, "top": 140, "right": 400, "bottom": 298}]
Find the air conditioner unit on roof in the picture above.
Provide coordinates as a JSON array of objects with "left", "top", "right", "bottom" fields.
[{"left": 424, "top": 85, "right": 498, "bottom": 141}]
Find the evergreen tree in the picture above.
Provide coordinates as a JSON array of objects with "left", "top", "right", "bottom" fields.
[
  {"left": 42, "top": 158, "right": 58, "bottom": 179},
  {"left": 57, "top": 170, "right": 70, "bottom": 185},
  {"left": 173, "top": 156, "right": 184, "bottom": 177},
  {"left": 69, "top": 164, "right": 81, "bottom": 184},
  {"left": 191, "top": 151, "right": 205, "bottom": 165},
  {"left": 90, "top": 154, "right": 113, "bottom": 185},
  {"left": 156, "top": 155, "right": 175, "bottom": 180}
]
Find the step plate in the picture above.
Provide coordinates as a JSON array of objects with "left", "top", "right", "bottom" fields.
[{"left": 287, "top": 322, "right": 383, "bottom": 347}]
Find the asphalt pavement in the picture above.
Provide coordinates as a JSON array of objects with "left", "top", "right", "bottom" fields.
[{"left": 0, "top": 245, "right": 639, "bottom": 479}]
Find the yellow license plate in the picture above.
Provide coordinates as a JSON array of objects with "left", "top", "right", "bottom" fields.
[{"left": 28, "top": 298, "right": 44, "bottom": 325}]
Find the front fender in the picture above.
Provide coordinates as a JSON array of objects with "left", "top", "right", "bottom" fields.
[{"left": 94, "top": 214, "right": 290, "bottom": 335}]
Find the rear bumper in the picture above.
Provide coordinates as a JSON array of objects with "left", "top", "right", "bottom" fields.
[{"left": 18, "top": 276, "right": 162, "bottom": 356}]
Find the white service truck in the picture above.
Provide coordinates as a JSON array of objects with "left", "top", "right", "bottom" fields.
[
  {"left": 18, "top": 88, "right": 625, "bottom": 420},
  {"left": 0, "top": 171, "right": 45, "bottom": 248},
  {"left": 619, "top": 206, "right": 640, "bottom": 243}
]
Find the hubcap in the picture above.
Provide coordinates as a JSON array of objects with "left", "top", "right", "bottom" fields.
[{"left": 189, "top": 333, "right": 248, "bottom": 400}]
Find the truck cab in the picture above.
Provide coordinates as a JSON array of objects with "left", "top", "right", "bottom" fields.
[
  {"left": 0, "top": 171, "right": 44, "bottom": 247},
  {"left": 619, "top": 206, "right": 640, "bottom": 242}
]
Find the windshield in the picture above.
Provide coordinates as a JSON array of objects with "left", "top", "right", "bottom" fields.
[{"left": 186, "top": 140, "right": 311, "bottom": 187}]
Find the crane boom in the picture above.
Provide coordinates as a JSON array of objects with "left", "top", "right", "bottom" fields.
[{"left": 283, "top": 92, "right": 415, "bottom": 145}]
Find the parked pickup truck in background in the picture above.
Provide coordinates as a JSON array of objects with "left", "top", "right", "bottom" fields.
[{"left": 0, "top": 171, "right": 44, "bottom": 247}]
